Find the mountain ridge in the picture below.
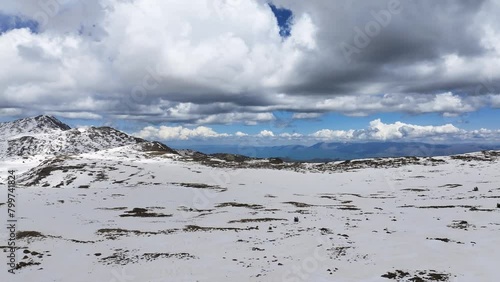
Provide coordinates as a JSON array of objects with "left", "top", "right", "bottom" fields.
[{"left": 0, "top": 115, "right": 177, "bottom": 158}]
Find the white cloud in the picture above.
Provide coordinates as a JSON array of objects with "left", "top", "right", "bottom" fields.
[
  {"left": 197, "top": 112, "right": 275, "bottom": 125},
  {"left": 292, "top": 113, "right": 322, "bottom": 119},
  {"left": 0, "top": 0, "right": 318, "bottom": 122},
  {"left": 0, "top": 108, "right": 23, "bottom": 117},
  {"left": 279, "top": 132, "right": 303, "bottom": 139},
  {"left": 135, "top": 125, "right": 229, "bottom": 140},
  {"left": 132, "top": 119, "right": 499, "bottom": 143},
  {"left": 367, "top": 119, "right": 460, "bottom": 140},
  {"left": 491, "top": 94, "right": 500, "bottom": 107},
  {"left": 307, "top": 93, "right": 485, "bottom": 117},
  {"left": 412, "top": 93, "right": 475, "bottom": 115},
  {"left": 47, "top": 111, "right": 103, "bottom": 120},
  {"left": 288, "top": 13, "right": 317, "bottom": 50},
  {"left": 311, "top": 129, "right": 355, "bottom": 140},
  {"left": 258, "top": 130, "right": 275, "bottom": 137},
  {"left": 3, "top": 1, "right": 500, "bottom": 124},
  {"left": 311, "top": 119, "right": 461, "bottom": 141}
]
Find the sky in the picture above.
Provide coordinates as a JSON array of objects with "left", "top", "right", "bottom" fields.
[{"left": 0, "top": 0, "right": 500, "bottom": 145}]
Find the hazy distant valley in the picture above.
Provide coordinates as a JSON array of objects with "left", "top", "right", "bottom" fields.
[{"left": 180, "top": 142, "right": 500, "bottom": 162}]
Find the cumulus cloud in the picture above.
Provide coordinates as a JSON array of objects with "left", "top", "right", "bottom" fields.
[
  {"left": 0, "top": 107, "right": 23, "bottom": 117},
  {"left": 258, "top": 130, "right": 275, "bottom": 137},
  {"left": 366, "top": 119, "right": 460, "bottom": 140},
  {"left": 0, "top": 0, "right": 318, "bottom": 121},
  {"left": 311, "top": 119, "right": 460, "bottom": 141},
  {"left": 311, "top": 129, "right": 355, "bottom": 140},
  {"left": 135, "top": 125, "right": 229, "bottom": 140},
  {"left": 197, "top": 112, "right": 275, "bottom": 125},
  {"left": 47, "top": 111, "right": 103, "bottom": 120},
  {"left": 280, "top": 132, "right": 303, "bottom": 139},
  {"left": 292, "top": 113, "right": 322, "bottom": 119},
  {"left": 1, "top": 0, "right": 500, "bottom": 127},
  {"left": 133, "top": 119, "right": 499, "bottom": 143},
  {"left": 491, "top": 94, "right": 500, "bottom": 107},
  {"left": 308, "top": 92, "right": 488, "bottom": 116}
]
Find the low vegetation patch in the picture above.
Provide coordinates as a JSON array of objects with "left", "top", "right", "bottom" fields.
[
  {"left": 16, "top": 231, "right": 45, "bottom": 240},
  {"left": 184, "top": 225, "right": 257, "bottom": 232},
  {"left": 16, "top": 261, "right": 41, "bottom": 270},
  {"left": 119, "top": 208, "right": 172, "bottom": 218},
  {"left": 337, "top": 205, "right": 361, "bottom": 211},
  {"left": 228, "top": 218, "right": 287, "bottom": 224},
  {"left": 448, "top": 220, "right": 475, "bottom": 230},
  {"left": 97, "top": 207, "right": 128, "bottom": 211},
  {"left": 100, "top": 250, "right": 196, "bottom": 265},
  {"left": 426, "top": 237, "right": 464, "bottom": 244},
  {"left": 438, "top": 184, "right": 463, "bottom": 188},
  {"left": 382, "top": 269, "right": 451, "bottom": 281},
  {"left": 96, "top": 228, "right": 177, "bottom": 239},
  {"left": 402, "top": 188, "right": 429, "bottom": 192},
  {"left": 172, "top": 182, "right": 227, "bottom": 192},
  {"left": 216, "top": 202, "right": 264, "bottom": 210},
  {"left": 399, "top": 205, "right": 476, "bottom": 209},
  {"left": 283, "top": 201, "right": 313, "bottom": 208}
]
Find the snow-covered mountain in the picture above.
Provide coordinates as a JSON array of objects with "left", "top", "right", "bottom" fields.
[
  {"left": 0, "top": 115, "right": 175, "bottom": 158},
  {"left": 0, "top": 115, "right": 70, "bottom": 138},
  {"left": 6, "top": 126, "right": 146, "bottom": 156}
]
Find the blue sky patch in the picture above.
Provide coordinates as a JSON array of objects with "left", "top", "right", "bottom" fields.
[
  {"left": 269, "top": 4, "right": 293, "bottom": 38},
  {"left": 0, "top": 13, "right": 39, "bottom": 34}
]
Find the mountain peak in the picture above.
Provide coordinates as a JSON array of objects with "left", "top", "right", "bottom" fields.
[
  {"left": 0, "top": 115, "right": 71, "bottom": 139},
  {"left": 33, "top": 115, "right": 71, "bottom": 131}
]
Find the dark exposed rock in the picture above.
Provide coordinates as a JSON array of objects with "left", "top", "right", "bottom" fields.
[{"left": 136, "top": 141, "right": 178, "bottom": 154}]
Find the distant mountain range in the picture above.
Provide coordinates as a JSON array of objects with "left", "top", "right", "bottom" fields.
[
  {"left": 177, "top": 142, "right": 500, "bottom": 161},
  {"left": 3, "top": 115, "right": 500, "bottom": 162}
]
